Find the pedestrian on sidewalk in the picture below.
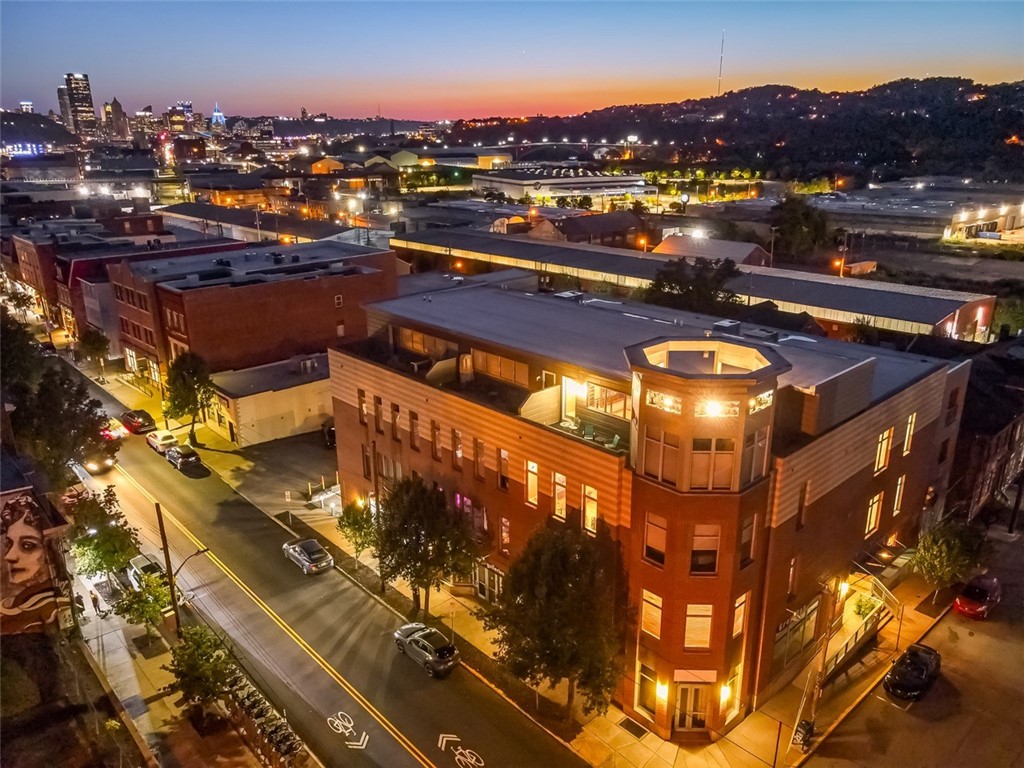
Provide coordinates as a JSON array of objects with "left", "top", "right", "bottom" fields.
[{"left": 89, "top": 590, "right": 105, "bottom": 618}]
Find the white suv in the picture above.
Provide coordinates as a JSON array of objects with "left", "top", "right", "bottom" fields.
[
  {"left": 146, "top": 430, "right": 178, "bottom": 454},
  {"left": 127, "top": 553, "right": 164, "bottom": 590}
]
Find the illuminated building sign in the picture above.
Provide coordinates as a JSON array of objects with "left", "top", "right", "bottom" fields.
[{"left": 748, "top": 391, "right": 774, "bottom": 414}]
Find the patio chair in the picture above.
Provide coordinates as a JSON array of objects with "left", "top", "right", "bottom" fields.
[{"left": 583, "top": 424, "right": 595, "bottom": 440}]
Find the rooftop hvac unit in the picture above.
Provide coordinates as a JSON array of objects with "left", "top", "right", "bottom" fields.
[{"left": 713, "top": 319, "right": 741, "bottom": 334}]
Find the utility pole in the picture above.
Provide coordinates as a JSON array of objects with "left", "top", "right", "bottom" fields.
[
  {"left": 717, "top": 30, "right": 726, "bottom": 96},
  {"left": 154, "top": 503, "right": 180, "bottom": 637},
  {"left": 769, "top": 226, "right": 778, "bottom": 268}
]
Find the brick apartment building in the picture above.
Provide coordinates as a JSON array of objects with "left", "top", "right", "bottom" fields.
[
  {"left": 328, "top": 272, "right": 968, "bottom": 741},
  {"left": 106, "top": 241, "right": 400, "bottom": 392}
]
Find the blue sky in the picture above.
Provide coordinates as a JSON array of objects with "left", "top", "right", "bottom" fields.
[{"left": 2, "top": 1, "right": 1021, "bottom": 119}]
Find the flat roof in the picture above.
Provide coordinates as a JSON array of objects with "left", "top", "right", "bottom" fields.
[
  {"left": 162, "top": 202, "right": 353, "bottom": 241},
  {"left": 476, "top": 167, "right": 645, "bottom": 182},
  {"left": 390, "top": 230, "right": 992, "bottom": 326},
  {"left": 212, "top": 353, "right": 329, "bottom": 398},
  {"left": 366, "top": 283, "right": 946, "bottom": 403}
]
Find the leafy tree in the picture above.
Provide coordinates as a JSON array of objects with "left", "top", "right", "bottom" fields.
[
  {"left": 377, "top": 476, "right": 477, "bottom": 616},
  {"left": 850, "top": 316, "right": 880, "bottom": 345},
  {"left": 556, "top": 196, "right": 570, "bottom": 208},
  {"left": 769, "top": 196, "right": 830, "bottom": 262},
  {"left": 113, "top": 573, "right": 170, "bottom": 636},
  {"left": 911, "top": 521, "right": 987, "bottom": 603},
  {"left": 77, "top": 328, "right": 110, "bottom": 368},
  {"left": 516, "top": 194, "right": 533, "bottom": 205},
  {"left": 336, "top": 498, "right": 377, "bottom": 573},
  {"left": 11, "top": 366, "right": 114, "bottom": 489},
  {"left": 163, "top": 625, "right": 237, "bottom": 710},
  {"left": 643, "top": 257, "right": 742, "bottom": 314},
  {"left": 578, "top": 195, "right": 593, "bottom": 210},
  {"left": 630, "top": 200, "right": 649, "bottom": 215},
  {"left": 0, "top": 308, "right": 44, "bottom": 402},
  {"left": 480, "top": 525, "right": 626, "bottom": 720},
  {"left": 164, "top": 352, "right": 214, "bottom": 443},
  {"left": 6, "top": 290, "right": 33, "bottom": 319},
  {"left": 68, "top": 489, "right": 140, "bottom": 586},
  {"left": 993, "top": 296, "right": 1024, "bottom": 338}
]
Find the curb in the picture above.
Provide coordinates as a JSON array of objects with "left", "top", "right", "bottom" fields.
[
  {"left": 792, "top": 601, "right": 954, "bottom": 767},
  {"left": 76, "top": 637, "right": 161, "bottom": 768}
]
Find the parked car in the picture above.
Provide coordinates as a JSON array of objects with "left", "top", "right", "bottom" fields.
[
  {"left": 393, "top": 623, "right": 461, "bottom": 678},
  {"left": 883, "top": 643, "right": 941, "bottom": 700},
  {"left": 83, "top": 450, "right": 117, "bottom": 475},
  {"left": 120, "top": 409, "right": 156, "bottom": 434},
  {"left": 321, "top": 418, "right": 336, "bottom": 449},
  {"left": 954, "top": 574, "right": 1002, "bottom": 619},
  {"left": 101, "top": 418, "right": 129, "bottom": 441},
  {"left": 281, "top": 538, "right": 334, "bottom": 575},
  {"left": 166, "top": 444, "right": 201, "bottom": 470},
  {"left": 146, "top": 430, "right": 178, "bottom": 454},
  {"left": 127, "top": 553, "right": 164, "bottom": 591}
]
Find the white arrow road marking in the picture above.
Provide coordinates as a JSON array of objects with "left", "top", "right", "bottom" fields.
[
  {"left": 346, "top": 732, "right": 369, "bottom": 749},
  {"left": 438, "top": 733, "right": 460, "bottom": 751}
]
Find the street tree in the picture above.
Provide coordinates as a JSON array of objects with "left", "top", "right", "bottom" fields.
[
  {"left": 769, "top": 196, "right": 830, "bottom": 262},
  {"left": 850, "top": 316, "right": 880, "bottom": 346},
  {"left": 0, "top": 308, "right": 44, "bottom": 402},
  {"left": 68, "top": 490, "right": 140, "bottom": 586},
  {"left": 377, "top": 475, "right": 477, "bottom": 616},
  {"left": 164, "top": 352, "right": 215, "bottom": 443},
  {"left": 994, "top": 296, "right": 1024, "bottom": 337},
  {"left": 6, "top": 290, "right": 33, "bottom": 319},
  {"left": 113, "top": 573, "right": 171, "bottom": 636},
  {"left": 911, "top": 521, "right": 987, "bottom": 603},
  {"left": 480, "top": 525, "right": 626, "bottom": 720},
  {"left": 578, "top": 195, "right": 593, "bottom": 210},
  {"left": 336, "top": 498, "right": 377, "bottom": 573},
  {"left": 644, "top": 257, "right": 742, "bottom": 314},
  {"left": 77, "top": 328, "right": 110, "bottom": 370},
  {"left": 11, "top": 366, "right": 114, "bottom": 489},
  {"left": 163, "top": 625, "right": 237, "bottom": 711}
]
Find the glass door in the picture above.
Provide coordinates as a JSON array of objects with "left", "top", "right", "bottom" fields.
[{"left": 674, "top": 683, "right": 709, "bottom": 731}]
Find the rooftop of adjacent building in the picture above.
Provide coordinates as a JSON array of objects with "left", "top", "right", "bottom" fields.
[
  {"left": 476, "top": 166, "right": 645, "bottom": 181},
  {"left": 390, "top": 229, "right": 993, "bottom": 325},
  {"left": 211, "top": 353, "right": 330, "bottom": 398},
  {"left": 364, "top": 272, "right": 948, "bottom": 404},
  {"left": 161, "top": 201, "right": 353, "bottom": 241}
]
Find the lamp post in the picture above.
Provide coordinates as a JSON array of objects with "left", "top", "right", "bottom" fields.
[
  {"left": 769, "top": 226, "right": 778, "bottom": 268},
  {"left": 638, "top": 236, "right": 648, "bottom": 253},
  {"left": 834, "top": 246, "right": 848, "bottom": 277},
  {"left": 168, "top": 545, "right": 210, "bottom": 637}
]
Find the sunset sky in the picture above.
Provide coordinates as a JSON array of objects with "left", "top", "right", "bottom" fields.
[{"left": 2, "top": 1, "right": 1021, "bottom": 120}]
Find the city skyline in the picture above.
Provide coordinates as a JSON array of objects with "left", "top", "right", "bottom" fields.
[{"left": 2, "top": 1, "right": 1022, "bottom": 121}]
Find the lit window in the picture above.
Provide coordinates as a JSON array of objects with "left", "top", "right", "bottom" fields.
[
  {"left": 690, "top": 524, "right": 720, "bottom": 574},
  {"left": 500, "top": 517, "right": 510, "bottom": 554},
  {"left": 585, "top": 383, "right": 630, "bottom": 419},
  {"left": 866, "top": 492, "right": 883, "bottom": 537},
  {"left": 641, "top": 590, "right": 663, "bottom": 638},
  {"left": 695, "top": 400, "right": 740, "bottom": 418},
  {"left": 409, "top": 411, "right": 420, "bottom": 450},
  {"left": 552, "top": 472, "right": 567, "bottom": 520},
  {"left": 733, "top": 593, "right": 748, "bottom": 638},
  {"left": 787, "top": 556, "right": 798, "bottom": 596},
  {"left": 690, "top": 438, "right": 735, "bottom": 491},
  {"left": 526, "top": 461, "right": 538, "bottom": 505},
  {"left": 684, "top": 604, "right": 713, "bottom": 648},
  {"left": 874, "top": 428, "right": 894, "bottom": 474},
  {"left": 498, "top": 449, "right": 509, "bottom": 490},
  {"left": 431, "top": 420, "right": 441, "bottom": 460},
  {"left": 452, "top": 429, "right": 463, "bottom": 470},
  {"left": 903, "top": 413, "right": 916, "bottom": 456},
  {"left": 583, "top": 485, "right": 598, "bottom": 533},
  {"left": 373, "top": 396, "right": 383, "bottom": 433},
  {"left": 644, "top": 427, "right": 679, "bottom": 486},
  {"left": 894, "top": 475, "right": 905, "bottom": 516},
  {"left": 644, "top": 512, "right": 667, "bottom": 566},
  {"left": 391, "top": 404, "right": 400, "bottom": 441},
  {"left": 357, "top": 389, "right": 367, "bottom": 425}
]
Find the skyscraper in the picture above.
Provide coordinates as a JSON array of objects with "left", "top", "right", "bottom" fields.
[
  {"left": 107, "top": 97, "right": 129, "bottom": 139},
  {"left": 57, "top": 86, "right": 72, "bottom": 129},
  {"left": 63, "top": 72, "right": 97, "bottom": 136},
  {"left": 210, "top": 102, "right": 226, "bottom": 134},
  {"left": 19, "top": 101, "right": 34, "bottom": 113}
]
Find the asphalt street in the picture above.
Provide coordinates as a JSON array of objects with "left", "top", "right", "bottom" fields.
[
  {"left": 807, "top": 530, "right": 1024, "bottom": 768},
  {"left": 78, "top": 371, "right": 584, "bottom": 768}
]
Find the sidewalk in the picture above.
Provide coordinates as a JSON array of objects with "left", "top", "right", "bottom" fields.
[
  {"left": 76, "top": 574, "right": 263, "bottom": 768},
  {"left": 85, "top": 367, "right": 956, "bottom": 768}
]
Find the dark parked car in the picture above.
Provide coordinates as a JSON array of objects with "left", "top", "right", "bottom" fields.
[
  {"left": 393, "top": 623, "right": 461, "bottom": 678},
  {"left": 166, "top": 444, "right": 201, "bottom": 470},
  {"left": 120, "top": 409, "right": 156, "bottom": 434},
  {"left": 954, "top": 574, "right": 1002, "bottom": 619},
  {"left": 883, "top": 643, "right": 941, "bottom": 700},
  {"left": 282, "top": 538, "right": 334, "bottom": 574},
  {"left": 83, "top": 450, "right": 117, "bottom": 475},
  {"left": 321, "top": 418, "right": 336, "bottom": 449}
]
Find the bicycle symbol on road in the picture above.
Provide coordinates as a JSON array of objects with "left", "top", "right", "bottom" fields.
[
  {"left": 327, "top": 711, "right": 368, "bottom": 749},
  {"left": 439, "top": 733, "right": 485, "bottom": 767}
]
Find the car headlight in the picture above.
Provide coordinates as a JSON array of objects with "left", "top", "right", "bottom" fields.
[
  {"left": 85, "top": 462, "right": 99, "bottom": 472},
  {"left": 105, "top": 458, "right": 115, "bottom": 466}
]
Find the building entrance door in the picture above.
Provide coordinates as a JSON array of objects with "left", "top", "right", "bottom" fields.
[{"left": 673, "top": 683, "right": 709, "bottom": 731}]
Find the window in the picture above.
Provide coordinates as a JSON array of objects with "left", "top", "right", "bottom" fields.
[
  {"left": 583, "top": 485, "right": 598, "bottom": 533},
  {"left": 637, "top": 663, "right": 658, "bottom": 716},
  {"left": 689, "top": 438, "right": 735, "bottom": 491},
  {"left": 137, "top": 294, "right": 148, "bottom": 311},
  {"left": 471, "top": 348, "right": 529, "bottom": 387},
  {"left": 452, "top": 430, "right": 463, "bottom": 470},
  {"left": 336, "top": 322, "right": 345, "bottom": 337},
  {"left": 733, "top": 593, "right": 748, "bottom": 638},
  {"left": 391, "top": 404, "right": 400, "bottom": 441},
  {"left": 552, "top": 472, "right": 567, "bottom": 520},
  {"left": 119, "top": 317, "right": 129, "bottom": 333},
  {"left": 585, "top": 383, "right": 630, "bottom": 419},
  {"left": 474, "top": 439, "right": 485, "bottom": 479},
  {"left": 400, "top": 327, "right": 457, "bottom": 359},
  {"left": 334, "top": 294, "right": 344, "bottom": 308},
  {"left": 796, "top": 481, "right": 810, "bottom": 530},
  {"left": 114, "top": 284, "right": 124, "bottom": 301},
  {"left": 373, "top": 396, "right": 383, "bottom": 434},
  {"left": 739, "top": 516, "right": 755, "bottom": 566},
  {"left": 684, "top": 604, "right": 713, "bottom": 648},
  {"left": 641, "top": 590, "right": 663, "bottom": 638},
  {"left": 865, "top": 492, "right": 883, "bottom": 537},
  {"left": 525, "top": 461, "right": 538, "bottom": 506},
  {"left": 874, "top": 428, "right": 894, "bottom": 474},
  {"left": 361, "top": 445, "right": 372, "bottom": 479},
  {"left": 500, "top": 517, "right": 510, "bottom": 554},
  {"left": 431, "top": 420, "right": 441, "bottom": 460},
  {"left": 894, "top": 475, "right": 906, "bottom": 516},
  {"left": 644, "top": 512, "right": 667, "bottom": 566},
  {"left": 357, "top": 389, "right": 367, "bottom": 426},
  {"left": 903, "top": 413, "right": 916, "bottom": 456},
  {"left": 938, "top": 438, "right": 950, "bottom": 464},
  {"left": 643, "top": 427, "right": 679, "bottom": 486},
  {"left": 143, "top": 328, "right": 154, "bottom": 345},
  {"left": 541, "top": 370, "right": 556, "bottom": 388},
  {"left": 498, "top": 449, "right": 509, "bottom": 490},
  {"left": 409, "top": 411, "right": 420, "bottom": 450},
  {"left": 787, "top": 556, "right": 799, "bottom": 597},
  {"left": 690, "top": 524, "right": 720, "bottom": 574}
]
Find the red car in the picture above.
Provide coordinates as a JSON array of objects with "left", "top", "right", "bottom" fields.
[
  {"left": 101, "top": 418, "right": 129, "bottom": 441},
  {"left": 954, "top": 574, "right": 1002, "bottom": 619}
]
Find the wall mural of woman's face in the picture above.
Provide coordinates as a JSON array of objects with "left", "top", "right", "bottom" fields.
[{"left": 3, "top": 517, "right": 47, "bottom": 588}]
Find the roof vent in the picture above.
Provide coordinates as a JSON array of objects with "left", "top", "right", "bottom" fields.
[
  {"left": 714, "top": 319, "right": 741, "bottom": 334},
  {"left": 744, "top": 328, "right": 779, "bottom": 342}
]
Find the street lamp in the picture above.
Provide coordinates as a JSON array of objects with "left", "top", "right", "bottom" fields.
[
  {"left": 638, "top": 236, "right": 648, "bottom": 252},
  {"left": 169, "top": 546, "right": 210, "bottom": 637}
]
